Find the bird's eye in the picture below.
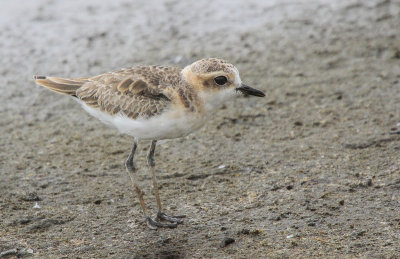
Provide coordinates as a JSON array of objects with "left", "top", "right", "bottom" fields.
[{"left": 214, "top": 76, "right": 228, "bottom": 86}]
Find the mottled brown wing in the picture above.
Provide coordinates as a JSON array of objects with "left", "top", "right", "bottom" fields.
[{"left": 76, "top": 66, "right": 180, "bottom": 119}]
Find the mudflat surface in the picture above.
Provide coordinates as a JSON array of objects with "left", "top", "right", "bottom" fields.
[{"left": 1, "top": 0, "right": 400, "bottom": 258}]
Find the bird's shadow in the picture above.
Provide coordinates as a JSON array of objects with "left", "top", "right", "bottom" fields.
[{"left": 132, "top": 234, "right": 187, "bottom": 259}]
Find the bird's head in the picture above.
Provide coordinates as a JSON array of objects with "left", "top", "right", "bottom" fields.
[{"left": 181, "top": 58, "right": 265, "bottom": 103}]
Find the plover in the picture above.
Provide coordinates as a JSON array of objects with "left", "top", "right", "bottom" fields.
[{"left": 34, "top": 58, "right": 265, "bottom": 230}]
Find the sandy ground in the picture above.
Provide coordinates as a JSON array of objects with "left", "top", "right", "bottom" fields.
[{"left": 1, "top": 0, "right": 400, "bottom": 258}]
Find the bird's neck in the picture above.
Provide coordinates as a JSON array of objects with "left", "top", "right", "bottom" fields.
[{"left": 199, "top": 88, "right": 236, "bottom": 113}]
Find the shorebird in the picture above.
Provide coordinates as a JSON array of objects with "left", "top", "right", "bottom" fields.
[{"left": 34, "top": 58, "right": 265, "bottom": 230}]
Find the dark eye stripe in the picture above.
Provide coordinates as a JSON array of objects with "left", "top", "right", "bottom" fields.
[{"left": 214, "top": 76, "right": 228, "bottom": 85}]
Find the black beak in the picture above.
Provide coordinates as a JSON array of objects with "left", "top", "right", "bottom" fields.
[{"left": 236, "top": 84, "right": 265, "bottom": 97}]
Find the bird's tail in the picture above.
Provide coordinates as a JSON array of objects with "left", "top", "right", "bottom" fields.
[{"left": 33, "top": 75, "right": 89, "bottom": 96}]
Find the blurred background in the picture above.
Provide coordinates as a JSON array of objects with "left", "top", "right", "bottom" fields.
[{"left": 1, "top": 0, "right": 400, "bottom": 258}]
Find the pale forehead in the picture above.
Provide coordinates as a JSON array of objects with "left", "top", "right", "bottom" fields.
[{"left": 190, "top": 58, "right": 236, "bottom": 74}]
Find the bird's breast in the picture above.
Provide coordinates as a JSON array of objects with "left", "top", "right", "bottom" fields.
[{"left": 120, "top": 108, "right": 208, "bottom": 140}]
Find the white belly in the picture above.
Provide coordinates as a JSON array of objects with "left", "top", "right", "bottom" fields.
[{"left": 76, "top": 99, "right": 207, "bottom": 140}]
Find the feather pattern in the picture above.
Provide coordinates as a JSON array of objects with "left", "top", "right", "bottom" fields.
[
  {"left": 33, "top": 58, "right": 251, "bottom": 140},
  {"left": 35, "top": 66, "right": 189, "bottom": 120}
]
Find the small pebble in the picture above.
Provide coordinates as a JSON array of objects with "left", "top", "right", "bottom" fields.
[
  {"left": 237, "top": 228, "right": 250, "bottom": 235},
  {"left": 0, "top": 249, "right": 17, "bottom": 257},
  {"left": 220, "top": 237, "right": 235, "bottom": 247},
  {"left": 20, "top": 192, "right": 41, "bottom": 202}
]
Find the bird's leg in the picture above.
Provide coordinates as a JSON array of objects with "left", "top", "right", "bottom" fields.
[
  {"left": 147, "top": 140, "right": 185, "bottom": 228},
  {"left": 124, "top": 139, "right": 157, "bottom": 229}
]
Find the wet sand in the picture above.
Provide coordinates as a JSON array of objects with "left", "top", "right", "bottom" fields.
[{"left": 1, "top": 0, "right": 400, "bottom": 257}]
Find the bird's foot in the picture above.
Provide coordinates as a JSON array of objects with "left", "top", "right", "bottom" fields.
[
  {"left": 145, "top": 211, "right": 186, "bottom": 230},
  {"left": 146, "top": 217, "right": 177, "bottom": 230},
  {"left": 157, "top": 211, "right": 186, "bottom": 224}
]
